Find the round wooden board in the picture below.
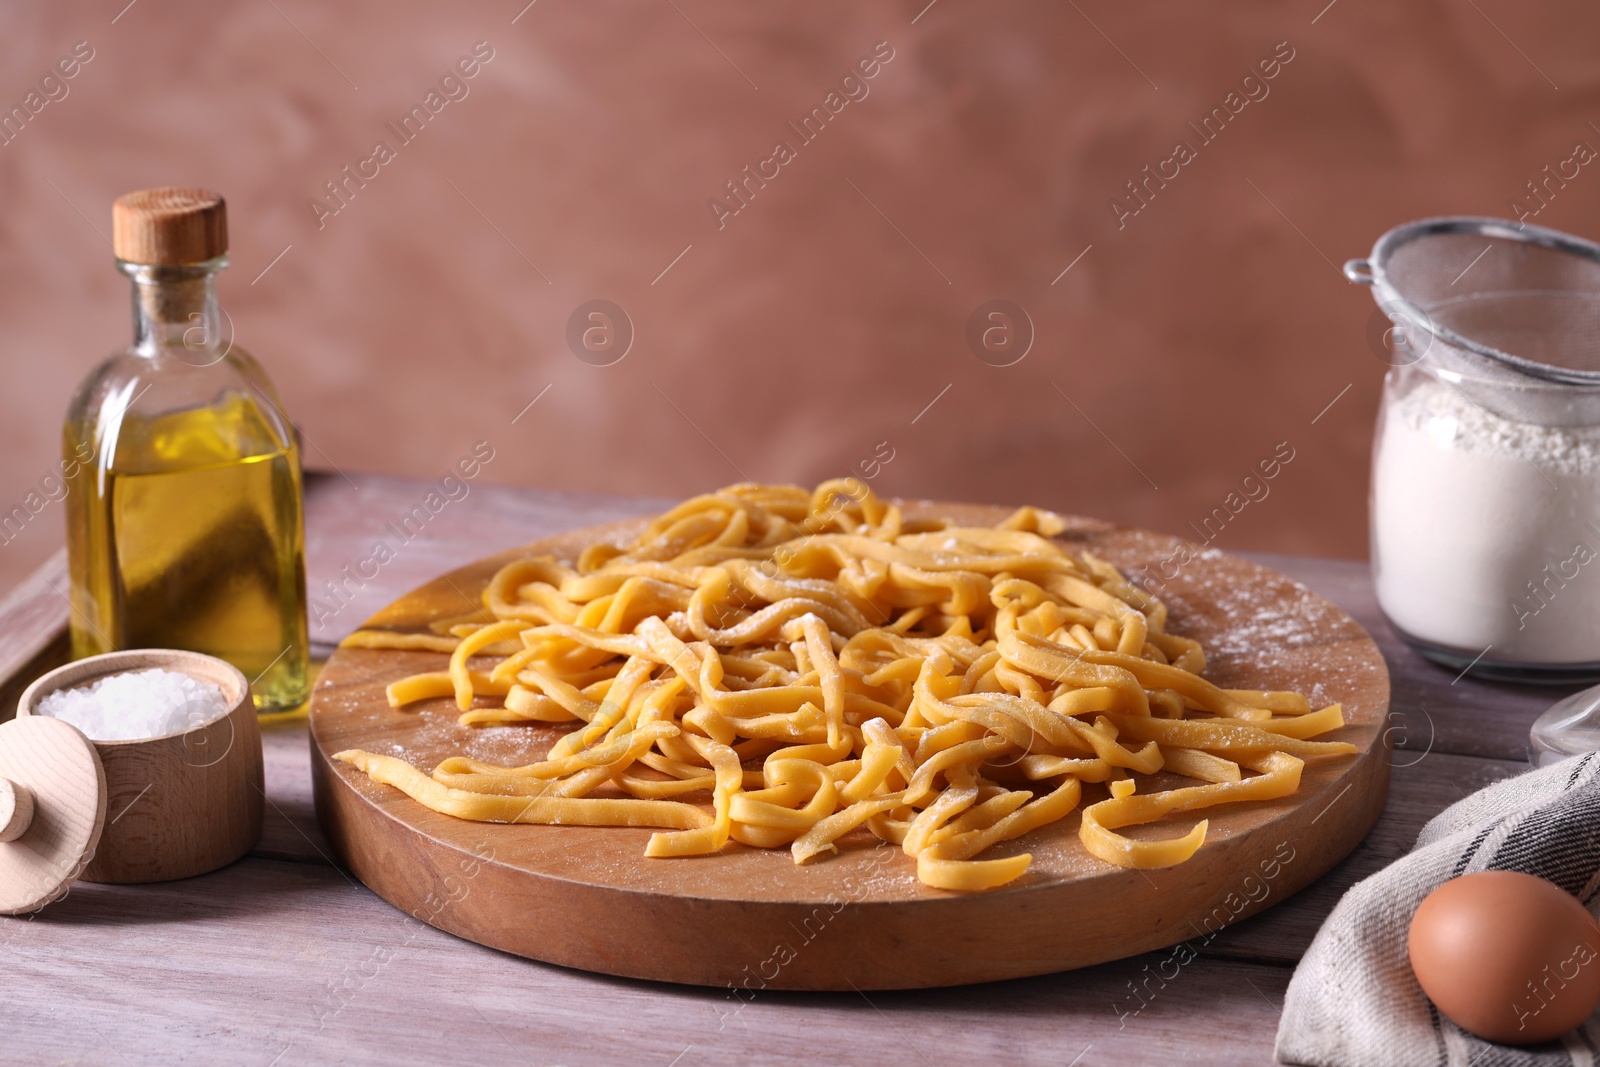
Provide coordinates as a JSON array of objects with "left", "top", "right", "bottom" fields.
[{"left": 310, "top": 504, "right": 1391, "bottom": 990}]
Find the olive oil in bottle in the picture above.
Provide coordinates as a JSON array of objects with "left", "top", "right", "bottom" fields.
[{"left": 63, "top": 188, "right": 310, "bottom": 712}]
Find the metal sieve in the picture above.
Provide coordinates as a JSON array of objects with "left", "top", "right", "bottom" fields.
[{"left": 1347, "top": 216, "right": 1600, "bottom": 425}]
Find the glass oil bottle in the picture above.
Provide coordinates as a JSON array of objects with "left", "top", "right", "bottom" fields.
[{"left": 63, "top": 188, "right": 310, "bottom": 712}]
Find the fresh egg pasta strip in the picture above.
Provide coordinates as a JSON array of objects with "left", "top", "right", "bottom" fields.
[
  {"left": 645, "top": 735, "right": 743, "bottom": 857},
  {"left": 916, "top": 851, "right": 1033, "bottom": 892},
  {"left": 431, "top": 721, "right": 680, "bottom": 789},
  {"left": 1237, "top": 702, "right": 1346, "bottom": 739},
  {"left": 1079, "top": 752, "right": 1304, "bottom": 869},
  {"left": 901, "top": 783, "right": 980, "bottom": 857},
  {"left": 342, "top": 630, "right": 463, "bottom": 653},
  {"left": 386, "top": 670, "right": 510, "bottom": 709},
  {"left": 928, "top": 777, "right": 1082, "bottom": 866},
  {"left": 1161, "top": 748, "right": 1243, "bottom": 784},
  {"left": 1102, "top": 713, "right": 1357, "bottom": 757},
  {"left": 449, "top": 619, "right": 530, "bottom": 711},
  {"left": 792, "top": 794, "right": 906, "bottom": 864},
  {"left": 333, "top": 749, "right": 712, "bottom": 829}
]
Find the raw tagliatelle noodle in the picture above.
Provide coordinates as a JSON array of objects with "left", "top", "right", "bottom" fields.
[{"left": 333, "top": 480, "right": 1356, "bottom": 892}]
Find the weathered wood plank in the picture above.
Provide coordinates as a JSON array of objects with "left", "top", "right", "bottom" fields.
[
  {"left": 1, "top": 853, "right": 1293, "bottom": 1066},
  {"left": 255, "top": 715, "right": 333, "bottom": 866}
]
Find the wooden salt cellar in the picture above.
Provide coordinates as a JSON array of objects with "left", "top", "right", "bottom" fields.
[{"left": 0, "top": 649, "right": 263, "bottom": 910}]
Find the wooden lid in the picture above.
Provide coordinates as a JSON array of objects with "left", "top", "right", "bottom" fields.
[
  {"left": 112, "top": 187, "right": 228, "bottom": 265},
  {"left": 0, "top": 716, "right": 105, "bottom": 915}
]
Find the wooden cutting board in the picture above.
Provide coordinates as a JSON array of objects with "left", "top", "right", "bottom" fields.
[{"left": 309, "top": 504, "right": 1391, "bottom": 990}]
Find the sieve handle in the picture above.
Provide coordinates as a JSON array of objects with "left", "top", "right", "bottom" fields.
[{"left": 1343, "top": 258, "right": 1375, "bottom": 284}]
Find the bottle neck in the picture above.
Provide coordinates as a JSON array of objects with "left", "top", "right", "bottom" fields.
[{"left": 120, "top": 257, "right": 228, "bottom": 357}]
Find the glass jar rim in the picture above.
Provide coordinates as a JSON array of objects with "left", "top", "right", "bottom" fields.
[{"left": 1406, "top": 356, "right": 1600, "bottom": 395}]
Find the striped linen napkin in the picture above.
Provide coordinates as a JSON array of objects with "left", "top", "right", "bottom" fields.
[{"left": 1277, "top": 751, "right": 1600, "bottom": 1066}]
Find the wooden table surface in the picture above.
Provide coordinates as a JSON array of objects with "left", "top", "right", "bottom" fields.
[{"left": 0, "top": 473, "right": 1573, "bottom": 1067}]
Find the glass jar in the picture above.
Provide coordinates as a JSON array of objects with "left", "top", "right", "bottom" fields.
[
  {"left": 1371, "top": 358, "right": 1600, "bottom": 680},
  {"left": 1354, "top": 216, "right": 1600, "bottom": 683}
]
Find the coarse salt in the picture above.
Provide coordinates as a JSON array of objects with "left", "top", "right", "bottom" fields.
[{"left": 36, "top": 668, "right": 230, "bottom": 741}]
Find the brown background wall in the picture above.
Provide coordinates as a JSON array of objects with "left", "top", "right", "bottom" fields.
[{"left": 2, "top": 0, "right": 1598, "bottom": 596}]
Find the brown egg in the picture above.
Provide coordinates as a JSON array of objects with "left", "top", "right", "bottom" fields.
[{"left": 1408, "top": 870, "right": 1600, "bottom": 1044}]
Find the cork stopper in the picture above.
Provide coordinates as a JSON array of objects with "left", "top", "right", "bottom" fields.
[{"left": 112, "top": 187, "right": 228, "bottom": 265}]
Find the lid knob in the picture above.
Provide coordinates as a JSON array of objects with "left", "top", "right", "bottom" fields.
[
  {"left": 112, "top": 187, "right": 228, "bottom": 265},
  {"left": 0, "top": 778, "right": 33, "bottom": 842}
]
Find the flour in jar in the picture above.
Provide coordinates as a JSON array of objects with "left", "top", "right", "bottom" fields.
[{"left": 1372, "top": 374, "right": 1600, "bottom": 663}]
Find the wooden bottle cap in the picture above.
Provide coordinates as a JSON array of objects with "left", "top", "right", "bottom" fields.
[
  {"left": 0, "top": 716, "right": 106, "bottom": 915},
  {"left": 112, "top": 187, "right": 228, "bottom": 265}
]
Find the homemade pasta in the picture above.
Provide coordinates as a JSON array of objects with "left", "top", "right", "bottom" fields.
[{"left": 334, "top": 480, "right": 1356, "bottom": 891}]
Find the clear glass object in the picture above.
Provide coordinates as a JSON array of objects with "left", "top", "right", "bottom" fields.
[
  {"left": 63, "top": 254, "right": 311, "bottom": 713},
  {"left": 1530, "top": 685, "right": 1600, "bottom": 765},
  {"left": 1354, "top": 217, "right": 1600, "bottom": 686}
]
